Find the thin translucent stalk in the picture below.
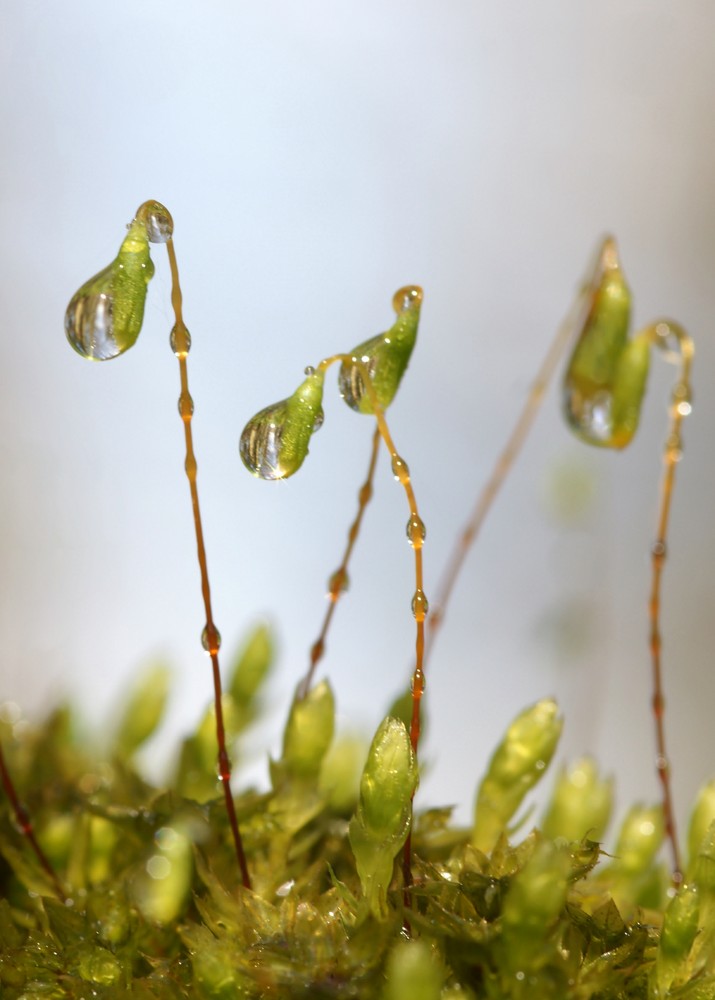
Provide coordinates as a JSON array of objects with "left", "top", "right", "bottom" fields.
[
  {"left": 317, "top": 355, "right": 426, "bottom": 898},
  {"left": 297, "top": 426, "right": 381, "bottom": 701},
  {"left": 641, "top": 320, "right": 694, "bottom": 883},
  {"left": 165, "top": 239, "right": 251, "bottom": 890},
  {"left": 424, "top": 252, "right": 602, "bottom": 668},
  {"left": 0, "top": 739, "right": 66, "bottom": 900}
]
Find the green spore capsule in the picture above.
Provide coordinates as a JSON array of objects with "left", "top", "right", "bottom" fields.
[
  {"left": 563, "top": 238, "right": 650, "bottom": 449},
  {"left": 339, "top": 285, "right": 422, "bottom": 414},
  {"left": 65, "top": 217, "right": 155, "bottom": 361},
  {"left": 239, "top": 368, "right": 325, "bottom": 480}
]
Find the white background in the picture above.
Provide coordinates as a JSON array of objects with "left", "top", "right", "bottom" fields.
[{"left": 1, "top": 2, "right": 714, "bottom": 838}]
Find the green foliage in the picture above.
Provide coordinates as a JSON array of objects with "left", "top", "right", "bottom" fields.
[
  {"left": 3, "top": 667, "right": 715, "bottom": 999},
  {"left": 14, "top": 210, "right": 704, "bottom": 996}
]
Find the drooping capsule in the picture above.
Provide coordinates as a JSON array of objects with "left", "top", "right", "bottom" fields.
[
  {"left": 65, "top": 218, "right": 155, "bottom": 361},
  {"left": 239, "top": 368, "right": 325, "bottom": 480},
  {"left": 339, "top": 285, "right": 422, "bottom": 414},
  {"left": 563, "top": 238, "right": 650, "bottom": 448}
]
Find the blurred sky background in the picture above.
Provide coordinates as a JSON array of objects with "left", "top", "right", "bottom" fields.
[{"left": 1, "top": 2, "right": 714, "bottom": 835}]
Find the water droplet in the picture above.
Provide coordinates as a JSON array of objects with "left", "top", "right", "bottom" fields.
[
  {"left": 391, "top": 455, "right": 410, "bottom": 483},
  {"left": 652, "top": 540, "right": 667, "bottom": 560},
  {"left": 65, "top": 219, "right": 154, "bottom": 361},
  {"left": 327, "top": 568, "right": 349, "bottom": 600},
  {"left": 654, "top": 321, "right": 682, "bottom": 357},
  {"left": 406, "top": 514, "right": 426, "bottom": 548},
  {"left": 170, "top": 324, "right": 191, "bottom": 358},
  {"left": 391, "top": 284, "right": 423, "bottom": 314},
  {"left": 201, "top": 624, "right": 221, "bottom": 655},
  {"left": 240, "top": 404, "right": 286, "bottom": 480},
  {"left": 137, "top": 200, "right": 174, "bottom": 243},
  {"left": 672, "top": 383, "right": 693, "bottom": 417},
  {"left": 338, "top": 351, "right": 377, "bottom": 411},
  {"left": 239, "top": 370, "right": 325, "bottom": 480},
  {"left": 665, "top": 434, "right": 683, "bottom": 462},
  {"left": 304, "top": 365, "right": 315, "bottom": 376},
  {"left": 178, "top": 392, "right": 194, "bottom": 420},
  {"left": 146, "top": 855, "right": 171, "bottom": 880},
  {"left": 411, "top": 589, "right": 429, "bottom": 621}
]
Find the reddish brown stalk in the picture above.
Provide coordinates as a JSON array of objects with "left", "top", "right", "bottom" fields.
[
  {"left": 423, "top": 260, "right": 599, "bottom": 669},
  {"left": 645, "top": 320, "right": 693, "bottom": 883},
  {"left": 0, "top": 738, "right": 66, "bottom": 900},
  {"left": 165, "top": 239, "right": 251, "bottom": 890},
  {"left": 297, "top": 426, "right": 381, "bottom": 701},
  {"left": 316, "top": 355, "right": 426, "bottom": 909}
]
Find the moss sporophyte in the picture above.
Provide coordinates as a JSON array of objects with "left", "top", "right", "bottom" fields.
[{"left": 0, "top": 203, "right": 705, "bottom": 998}]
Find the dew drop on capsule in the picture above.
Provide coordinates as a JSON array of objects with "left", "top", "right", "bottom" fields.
[
  {"left": 137, "top": 200, "right": 174, "bottom": 244},
  {"left": 65, "top": 218, "right": 155, "bottom": 361},
  {"left": 406, "top": 514, "right": 426, "bottom": 548},
  {"left": 239, "top": 369, "right": 325, "bottom": 481},
  {"left": 392, "top": 284, "right": 423, "bottom": 314},
  {"left": 201, "top": 624, "right": 222, "bottom": 655},
  {"left": 240, "top": 404, "right": 286, "bottom": 480}
]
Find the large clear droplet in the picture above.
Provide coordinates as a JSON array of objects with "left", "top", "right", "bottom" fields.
[
  {"left": 338, "top": 350, "right": 378, "bottom": 412},
  {"left": 240, "top": 401, "right": 289, "bottom": 480},
  {"left": 239, "top": 369, "right": 326, "bottom": 481},
  {"left": 65, "top": 268, "right": 117, "bottom": 360},
  {"left": 137, "top": 200, "right": 174, "bottom": 243},
  {"left": 65, "top": 219, "right": 155, "bottom": 361}
]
